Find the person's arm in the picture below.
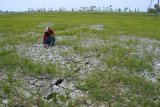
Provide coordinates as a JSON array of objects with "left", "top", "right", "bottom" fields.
[{"left": 43, "top": 33, "right": 47, "bottom": 48}]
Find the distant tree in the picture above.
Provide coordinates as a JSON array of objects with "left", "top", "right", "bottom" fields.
[
  {"left": 59, "top": 7, "right": 66, "bottom": 12},
  {"left": 154, "top": 3, "right": 160, "bottom": 12},
  {"left": 148, "top": 8, "right": 156, "bottom": 13},
  {"left": 37, "top": 9, "right": 41, "bottom": 12},
  {"left": 135, "top": 8, "right": 137, "bottom": 12},
  {"left": 154, "top": 4, "right": 160, "bottom": 9},
  {"left": 148, "top": 0, "right": 160, "bottom": 13},
  {"left": 5, "top": 10, "right": 9, "bottom": 13},
  {"left": 124, "top": 7, "right": 128, "bottom": 12},
  {"left": 71, "top": 8, "right": 74, "bottom": 12},
  {"left": 43, "top": 8, "right": 46, "bottom": 12},
  {"left": 80, "top": 6, "right": 85, "bottom": 11},
  {"left": 106, "top": 7, "right": 109, "bottom": 12},
  {"left": 90, "top": 6, "right": 96, "bottom": 11},
  {"left": 109, "top": 5, "right": 112, "bottom": 12},
  {"left": 58, "top": 8, "right": 62, "bottom": 12},
  {"left": 154, "top": 3, "right": 160, "bottom": 18},
  {"left": 118, "top": 8, "right": 122, "bottom": 12},
  {"left": 58, "top": 8, "right": 65, "bottom": 12},
  {"left": 129, "top": 9, "right": 132, "bottom": 12},
  {"left": 102, "top": 6, "right": 106, "bottom": 11}
]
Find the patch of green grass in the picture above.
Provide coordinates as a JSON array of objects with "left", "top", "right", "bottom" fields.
[
  {"left": 0, "top": 49, "right": 21, "bottom": 69},
  {"left": 20, "top": 58, "right": 62, "bottom": 77},
  {"left": 80, "top": 70, "right": 160, "bottom": 106},
  {"left": 2, "top": 83, "right": 10, "bottom": 95},
  {"left": 1, "top": 13, "right": 160, "bottom": 38}
]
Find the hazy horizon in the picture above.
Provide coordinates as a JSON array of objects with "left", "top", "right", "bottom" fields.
[{"left": 0, "top": 0, "right": 158, "bottom": 12}]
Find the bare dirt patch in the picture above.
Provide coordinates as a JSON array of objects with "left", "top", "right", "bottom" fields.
[{"left": 89, "top": 24, "right": 104, "bottom": 31}]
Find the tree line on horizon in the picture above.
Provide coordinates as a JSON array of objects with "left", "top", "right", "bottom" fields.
[
  {"left": 0, "top": 5, "right": 140, "bottom": 13},
  {"left": 0, "top": 2, "right": 160, "bottom": 14},
  {"left": 148, "top": 0, "right": 160, "bottom": 13}
]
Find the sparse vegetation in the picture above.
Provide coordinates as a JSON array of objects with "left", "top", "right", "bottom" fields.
[{"left": 0, "top": 12, "right": 160, "bottom": 106}]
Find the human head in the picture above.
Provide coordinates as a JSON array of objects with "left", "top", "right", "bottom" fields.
[{"left": 45, "top": 27, "right": 49, "bottom": 32}]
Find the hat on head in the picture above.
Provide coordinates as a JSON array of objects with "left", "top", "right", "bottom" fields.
[
  {"left": 45, "top": 27, "right": 49, "bottom": 32},
  {"left": 45, "top": 27, "right": 49, "bottom": 30}
]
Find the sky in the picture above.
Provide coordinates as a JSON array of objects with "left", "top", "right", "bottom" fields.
[{"left": 0, "top": 0, "right": 158, "bottom": 12}]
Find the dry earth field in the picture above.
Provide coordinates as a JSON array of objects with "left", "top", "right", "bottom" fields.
[{"left": 0, "top": 13, "right": 160, "bottom": 107}]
